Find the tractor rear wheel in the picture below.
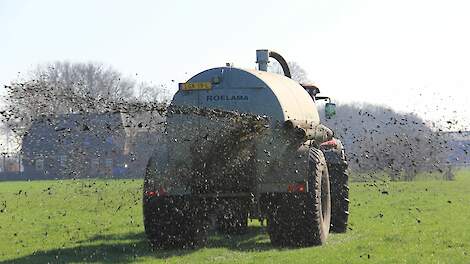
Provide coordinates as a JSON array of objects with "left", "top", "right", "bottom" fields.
[
  {"left": 329, "top": 164, "right": 349, "bottom": 233},
  {"left": 266, "top": 148, "right": 331, "bottom": 247}
]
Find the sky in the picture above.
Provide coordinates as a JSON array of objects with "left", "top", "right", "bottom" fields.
[{"left": 0, "top": 0, "right": 469, "bottom": 130}]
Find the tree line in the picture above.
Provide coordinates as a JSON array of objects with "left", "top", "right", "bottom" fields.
[{"left": 320, "top": 103, "right": 450, "bottom": 181}]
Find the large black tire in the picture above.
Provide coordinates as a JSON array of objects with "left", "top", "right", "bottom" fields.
[
  {"left": 266, "top": 148, "right": 331, "bottom": 247},
  {"left": 217, "top": 198, "right": 249, "bottom": 235},
  {"left": 143, "top": 158, "right": 207, "bottom": 249},
  {"left": 328, "top": 164, "right": 349, "bottom": 233},
  {"left": 143, "top": 195, "right": 207, "bottom": 249}
]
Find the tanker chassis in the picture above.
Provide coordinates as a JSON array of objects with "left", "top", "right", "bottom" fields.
[{"left": 143, "top": 50, "right": 349, "bottom": 248}]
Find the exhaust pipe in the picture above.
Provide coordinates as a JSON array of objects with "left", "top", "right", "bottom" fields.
[{"left": 256, "top": 49, "right": 291, "bottom": 78}]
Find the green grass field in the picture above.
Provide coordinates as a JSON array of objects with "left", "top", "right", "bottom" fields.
[{"left": 1, "top": 170, "right": 470, "bottom": 263}]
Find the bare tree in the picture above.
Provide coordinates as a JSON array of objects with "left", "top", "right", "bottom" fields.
[
  {"left": 31, "top": 61, "right": 134, "bottom": 100},
  {"left": 287, "top": 61, "right": 311, "bottom": 84},
  {"left": 134, "top": 82, "right": 164, "bottom": 102},
  {"left": 268, "top": 60, "right": 311, "bottom": 83}
]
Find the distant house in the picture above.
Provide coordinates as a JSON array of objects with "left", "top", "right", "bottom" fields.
[{"left": 22, "top": 113, "right": 127, "bottom": 179}]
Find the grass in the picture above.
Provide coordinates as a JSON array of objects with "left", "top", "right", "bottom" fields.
[{"left": 0, "top": 170, "right": 470, "bottom": 263}]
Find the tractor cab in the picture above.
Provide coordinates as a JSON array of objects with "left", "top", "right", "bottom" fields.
[{"left": 301, "top": 84, "right": 336, "bottom": 119}]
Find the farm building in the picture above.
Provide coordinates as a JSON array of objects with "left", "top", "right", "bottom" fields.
[
  {"left": 20, "top": 111, "right": 165, "bottom": 180},
  {"left": 21, "top": 113, "right": 127, "bottom": 179}
]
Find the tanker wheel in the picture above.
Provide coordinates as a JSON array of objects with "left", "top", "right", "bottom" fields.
[
  {"left": 328, "top": 164, "right": 350, "bottom": 233},
  {"left": 143, "top": 195, "right": 207, "bottom": 249},
  {"left": 217, "top": 198, "right": 249, "bottom": 235},
  {"left": 143, "top": 158, "right": 207, "bottom": 249},
  {"left": 267, "top": 148, "right": 331, "bottom": 247}
]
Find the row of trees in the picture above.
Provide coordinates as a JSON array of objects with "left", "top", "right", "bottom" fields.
[{"left": 321, "top": 103, "right": 449, "bottom": 181}]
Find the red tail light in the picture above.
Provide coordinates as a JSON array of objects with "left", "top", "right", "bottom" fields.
[
  {"left": 288, "top": 183, "right": 306, "bottom": 193},
  {"left": 146, "top": 191, "right": 157, "bottom": 197},
  {"left": 145, "top": 186, "right": 168, "bottom": 197}
]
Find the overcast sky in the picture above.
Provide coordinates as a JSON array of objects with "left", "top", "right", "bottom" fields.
[{"left": 1, "top": 0, "right": 469, "bottom": 130}]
